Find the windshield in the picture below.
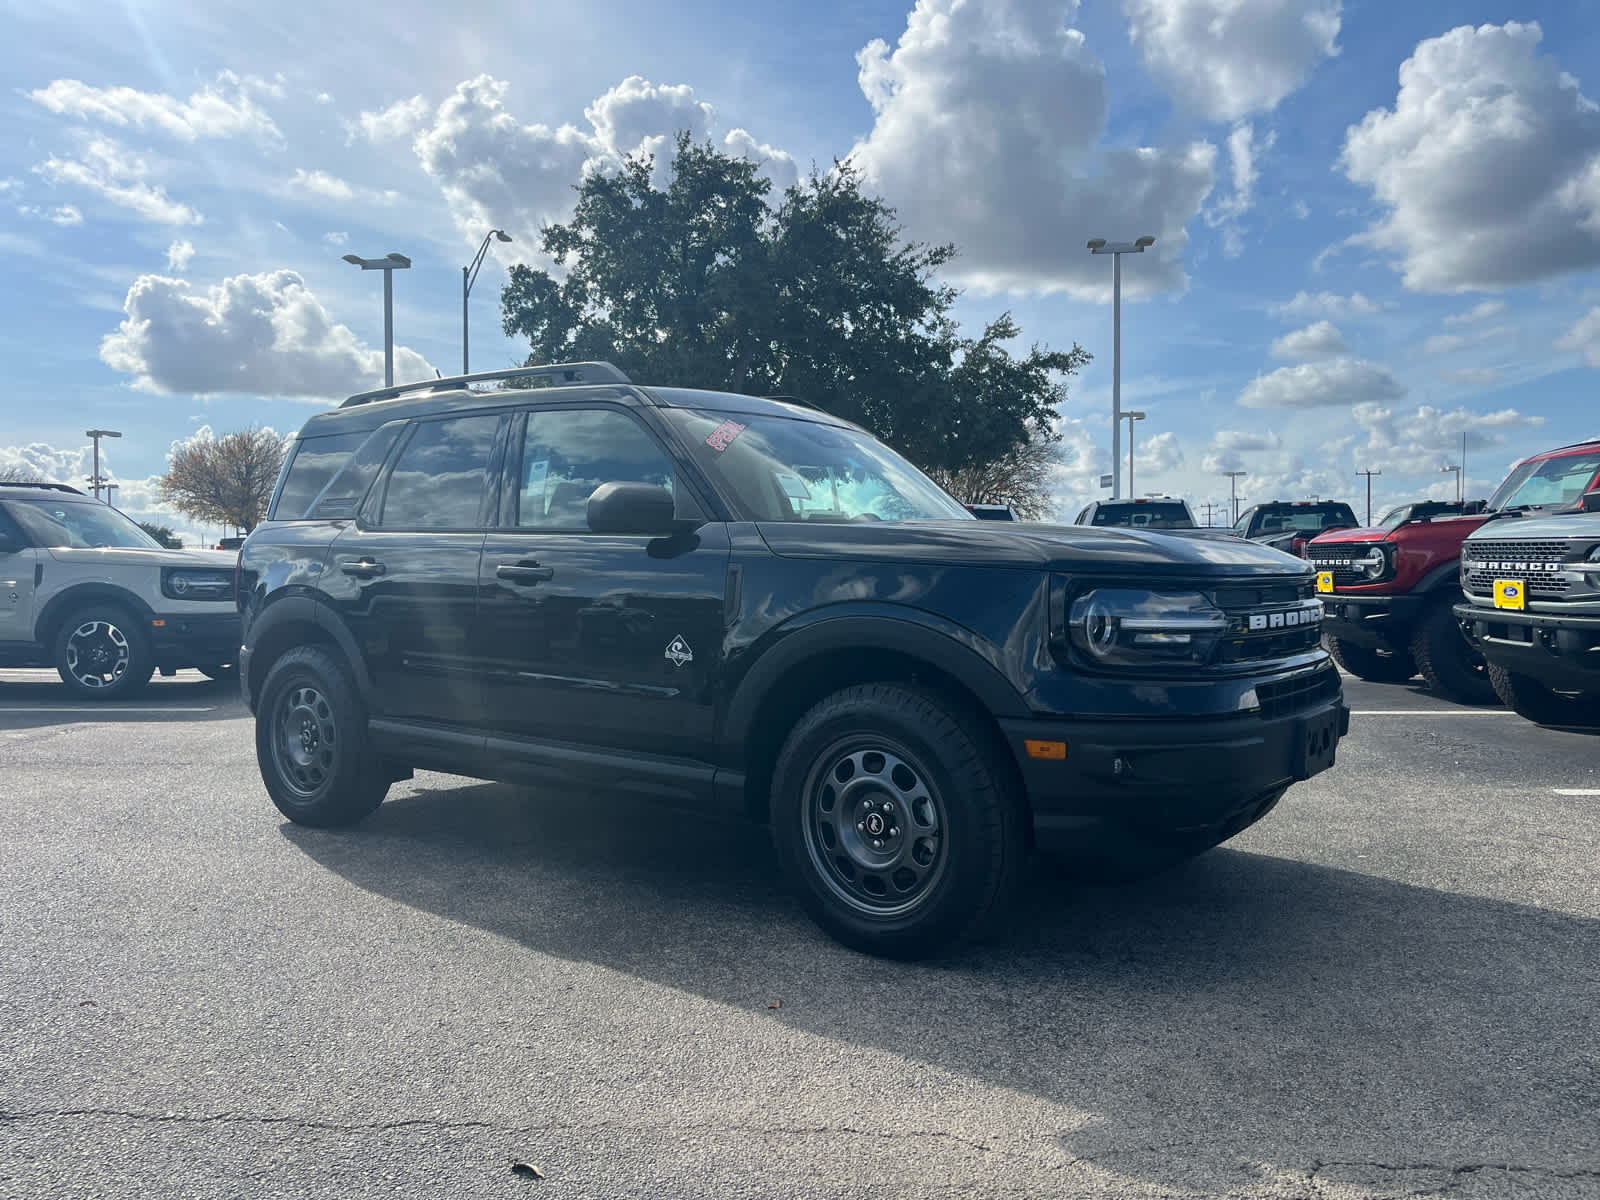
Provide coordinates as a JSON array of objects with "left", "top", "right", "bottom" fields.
[
  {"left": 661, "top": 409, "right": 972, "bottom": 523},
  {"left": 8, "top": 497, "right": 162, "bottom": 549},
  {"left": 1487, "top": 451, "right": 1600, "bottom": 512},
  {"left": 1091, "top": 502, "right": 1194, "bottom": 529}
]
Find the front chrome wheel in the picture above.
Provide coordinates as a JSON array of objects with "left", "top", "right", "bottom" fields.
[{"left": 801, "top": 737, "right": 948, "bottom": 918}]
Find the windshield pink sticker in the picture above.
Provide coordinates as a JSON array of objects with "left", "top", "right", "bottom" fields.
[{"left": 705, "top": 420, "right": 746, "bottom": 452}]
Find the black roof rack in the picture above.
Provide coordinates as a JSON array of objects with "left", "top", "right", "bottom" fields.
[
  {"left": 1, "top": 480, "right": 85, "bottom": 494},
  {"left": 341, "top": 361, "right": 631, "bottom": 408}
]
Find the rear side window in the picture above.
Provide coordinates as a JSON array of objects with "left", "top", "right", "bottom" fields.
[
  {"left": 377, "top": 413, "right": 503, "bottom": 529},
  {"left": 273, "top": 431, "right": 367, "bottom": 519}
]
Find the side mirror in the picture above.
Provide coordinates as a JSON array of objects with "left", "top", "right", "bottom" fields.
[
  {"left": 0, "top": 531, "right": 19, "bottom": 554},
  {"left": 1582, "top": 489, "right": 1600, "bottom": 514},
  {"left": 586, "top": 482, "right": 679, "bottom": 536}
]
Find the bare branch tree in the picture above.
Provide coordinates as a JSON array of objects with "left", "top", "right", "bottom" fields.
[
  {"left": 925, "top": 428, "right": 1066, "bottom": 521},
  {"left": 0, "top": 463, "right": 48, "bottom": 484},
  {"left": 157, "top": 428, "right": 288, "bottom": 532}
]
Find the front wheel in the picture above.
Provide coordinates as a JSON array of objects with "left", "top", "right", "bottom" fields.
[
  {"left": 1324, "top": 635, "right": 1416, "bottom": 683},
  {"left": 53, "top": 606, "right": 155, "bottom": 699},
  {"left": 769, "top": 684, "right": 1024, "bottom": 958},
  {"left": 197, "top": 663, "right": 238, "bottom": 681},
  {"left": 1409, "top": 600, "right": 1495, "bottom": 704},
  {"left": 1488, "top": 666, "right": 1600, "bottom": 728},
  {"left": 255, "top": 646, "right": 389, "bottom": 826}
]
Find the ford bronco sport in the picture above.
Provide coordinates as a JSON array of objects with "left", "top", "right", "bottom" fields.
[
  {"left": 239, "top": 362, "right": 1349, "bottom": 956},
  {"left": 0, "top": 482, "right": 239, "bottom": 696}
]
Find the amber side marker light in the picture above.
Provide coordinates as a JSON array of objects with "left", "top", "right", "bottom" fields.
[
  {"left": 150, "top": 619, "right": 166, "bottom": 627},
  {"left": 1025, "top": 739, "right": 1067, "bottom": 760}
]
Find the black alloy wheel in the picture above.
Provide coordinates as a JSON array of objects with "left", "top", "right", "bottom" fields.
[{"left": 53, "top": 607, "right": 154, "bottom": 699}]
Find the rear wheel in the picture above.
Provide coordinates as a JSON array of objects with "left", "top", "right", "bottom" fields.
[
  {"left": 1324, "top": 635, "right": 1416, "bottom": 683},
  {"left": 255, "top": 646, "right": 389, "bottom": 826},
  {"left": 770, "top": 683, "right": 1024, "bottom": 958},
  {"left": 1409, "top": 599, "right": 1495, "bottom": 704},
  {"left": 53, "top": 606, "right": 155, "bottom": 700},
  {"left": 1488, "top": 665, "right": 1600, "bottom": 728}
]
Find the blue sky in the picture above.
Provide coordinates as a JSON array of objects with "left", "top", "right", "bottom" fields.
[{"left": 3, "top": 0, "right": 1599, "bottom": 540}]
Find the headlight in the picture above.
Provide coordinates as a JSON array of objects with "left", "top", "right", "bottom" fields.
[
  {"left": 1588, "top": 544, "right": 1600, "bottom": 563},
  {"left": 1354, "top": 545, "right": 1391, "bottom": 581},
  {"left": 1068, "top": 588, "right": 1228, "bottom": 668},
  {"left": 161, "top": 567, "right": 234, "bottom": 601}
]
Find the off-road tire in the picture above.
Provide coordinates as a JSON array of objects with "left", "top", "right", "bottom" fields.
[
  {"left": 769, "top": 683, "right": 1025, "bottom": 959},
  {"left": 1409, "top": 598, "right": 1496, "bottom": 705},
  {"left": 53, "top": 605, "right": 155, "bottom": 700},
  {"left": 1488, "top": 665, "right": 1600, "bottom": 728},
  {"left": 197, "top": 664, "right": 238, "bottom": 681},
  {"left": 1324, "top": 635, "right": 1416, "bottom": 683},
  {"left": 255, "top": 645, "right": 389, "bottom": 827}
]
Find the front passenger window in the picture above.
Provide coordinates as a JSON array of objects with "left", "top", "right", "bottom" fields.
[{"left": 516, "top": 408, "right": 675, "bottom": 529}]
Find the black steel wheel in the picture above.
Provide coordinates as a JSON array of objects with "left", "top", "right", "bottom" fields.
[
  {"left": 1324, "top": 635, "right": 1416, "bottom": 683},
  {"left": 53, "top": 606, "right": 154, "bottom": 699},
  {"left": 1488, "top": 665, "right": 1599, "bottom": 728},
  {"left": 770, "top": 683, "right": 1023, "bottom": 958},
  {"left": 255, "top": 646, "right": 389, "bottom": 826},
  {"left": 1409, "top": 599, "right": 1495, "bottom": 704}
]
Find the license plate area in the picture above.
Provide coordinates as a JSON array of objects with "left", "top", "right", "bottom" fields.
[
  {"left": 1493, "top": 579, "right": 1527, "bottom": 610},
  {"left": 1294, "top": 709, "right": 1340, "bottom": 779},
  {"left": 1316, "top": 571, "right": 1334, "bottom": 593}
]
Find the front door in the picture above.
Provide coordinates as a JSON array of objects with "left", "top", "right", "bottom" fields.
[{"left": 476, "top": 405, "right": 728, "bottom": 762}]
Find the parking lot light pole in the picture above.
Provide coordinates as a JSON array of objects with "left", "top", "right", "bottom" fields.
[
  {"left": 462, "top": 229, "right": 512, "bottom": 375},
  {"left": 1087, "top": 235, "right": 1155, "bottom": 499},
  {"left": 85, "top": 429, "right": 121, "bottom": 501},
  {"left": 343, "top": 253, "right": 412, "bottom": 387},
  {"left": 1442, "top": 462, "right": 1461, "bottom": 502},
  {"left": 1357, "top": 468, "right": 1382, "bottom": 524},
  {"left": 1223, "top": 470, "right": 1247, "bottom": 524},
  {"left": 1122, "top": 411, "right": 1146, "bottom": 497}
]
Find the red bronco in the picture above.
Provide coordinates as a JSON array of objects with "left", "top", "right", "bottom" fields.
[{"left": 1306, "top": 436, "right": 1600, "bottom": 703}]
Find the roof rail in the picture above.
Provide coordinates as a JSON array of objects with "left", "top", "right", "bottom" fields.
[
  {"left": 2, "top": 480, "right": 85, "bottom": 494},
  {"left": 341, "top": 361, "right": 631, "bottom": 408}
]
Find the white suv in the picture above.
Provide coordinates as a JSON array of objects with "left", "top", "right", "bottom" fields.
[{"left": 0, "top": 483, "right": 240, "bottom": 698}]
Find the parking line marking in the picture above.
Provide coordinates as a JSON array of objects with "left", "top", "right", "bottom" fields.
[
  {"left": 0, "top": 706, "right": 218, "bottom": 714},
  {"left": 1552, "top": 788, "right": 1600, "bottom": 796},
  {"left": 1349, "top": 709, "right": 1518, "bottom": 716}
]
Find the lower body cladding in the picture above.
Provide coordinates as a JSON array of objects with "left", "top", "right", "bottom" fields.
[
  {"left": 1001, "top": 671, "right": 1349, "bottom": 856},
  {"left": 1454, "top": 603, "right": 1600, "bottom": 693},
  {"left": 149, "top": 612, "right": 242, "bottom": 671}
]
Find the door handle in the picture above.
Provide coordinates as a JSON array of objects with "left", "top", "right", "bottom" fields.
[
  {"left": 340, "top": 558, "right": 386, "bottom": 578},
  {"left": 497, "top": 561, "right": 555, "bottom": 584}
]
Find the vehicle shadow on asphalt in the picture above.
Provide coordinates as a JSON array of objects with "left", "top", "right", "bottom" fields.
[
  {"left": 0, "top": 672, "right": 246, "bottom": 726},
  {"left": 284, "top": 778, "right": 1597, "bottom": 1192}
]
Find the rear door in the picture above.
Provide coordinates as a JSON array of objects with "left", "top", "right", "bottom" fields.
[
  {"left": 324, "top": 410, "right": 506, "bottom": 729},
  {"left": 476, "top": 404, "right": 728, "bottom": 761}
]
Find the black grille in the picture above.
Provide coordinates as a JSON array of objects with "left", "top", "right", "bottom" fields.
[
  {"left": 1212, "top": 583, "right": 1323, "bottom": 664},
  {"left": 1305, "top": 551, "right": 1367, "bottom": 586},
  {"left": 1462, "top": 539, "right": 1574, "bottom": 599},
  {"left": 1256, "top": 667, "right": 1340, "bottom": 719}
]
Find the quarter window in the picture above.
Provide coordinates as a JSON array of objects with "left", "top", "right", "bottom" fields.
[
  {"left": 273, "top": 431, "right": 366, "bottom": 519},
  {"left": 378, "top": 414, "right": 502, "bottom": 529},
  {"left": 515, "top": 408, "right": 675, "bottom": 529}
]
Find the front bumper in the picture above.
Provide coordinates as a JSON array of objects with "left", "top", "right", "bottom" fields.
[
  {"left": 149, "top": 611, "right": 242, "bottom": 668},
  {"left": 1454, "top": 602, "right": 1600, "bottom": 692},
  {"left": 1317, "top": 591, "right": 1423, "bottom": 650},
  {"left": 1000, "top": 683, "right": 1349, "bottom": 853}
]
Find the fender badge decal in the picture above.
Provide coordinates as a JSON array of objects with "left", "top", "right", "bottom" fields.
[{"left": 665, "top": 635, "right": 694, "bottom": 667}]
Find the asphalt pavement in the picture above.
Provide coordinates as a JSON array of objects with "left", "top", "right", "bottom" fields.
[{"left": 0, "top": 666, "right": 1596, "bottom": 1199}]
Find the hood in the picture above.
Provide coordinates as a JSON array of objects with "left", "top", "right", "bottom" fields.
[
  {"left": 47, "top": 546, "right": 238, "bottom": 569},
  {"left": 1311, "top": 513, "right": 1489, "bottom": 546},
  {"left": 757, "top": 520, "right": 1311, "bottom": 578},
  {"left": 1465, "top": 511, "right": 1600, "bottom": 542}
]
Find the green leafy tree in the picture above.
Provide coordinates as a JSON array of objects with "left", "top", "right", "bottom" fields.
[
  {"left": 137, "top": 521, "right": 184, "bottom": 549},
  {"left": 502, "top": 135, "right": 1089, "bottom": 476},
  {"left": 157, "top": 428, "right": 287, "bottom": 533}
]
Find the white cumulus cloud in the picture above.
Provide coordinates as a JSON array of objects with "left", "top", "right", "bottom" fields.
[
  {"left": 1123, "top": 0, "right": 1342, "bottom": 121},
  {"left": 1341, "top": 21, "right": 1600, "bottom": 291},
  {"left": 1270, "top": 320, "right": 1346, "bottom": 358},
  {"left": 1274, "top": 290, "right": 1379, "bottom": 318},
  {"left": 1238, "top": 357, "right": 1405, "bottom": 409},
  {"left": 165, "top": 240, "right": 195, "bottom": 271},
  {"left": 35, "top": 136, "right": 201, "bottom": 225},
  {"left": 99, "top": 270, "right": 434, "bottom": 398},
  {"left": 29, "top": 71, "right": 283, "bottom": 144},
  {"left": 848, "top": 0, "right": 1215, "bottom": 298}
]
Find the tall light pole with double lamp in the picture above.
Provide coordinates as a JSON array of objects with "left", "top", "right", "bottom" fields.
[
  {"left": 1223, "top": 469, "right": 1247, "bottom": 524},
  {"left": 1087, "top": 235, "right": 1155, "bottom": 499},
  {"left": 85, "top": 429, "right": 121, "bottom": 501},
  {"left": 342, "top": 252, "right": 412, "bottom": 387},
  {"left": 463, "top": 229, "right": 512, "bottom": 375},
  {"left": 1122, "top": 410, "right": 1146, "bottom": 497}
]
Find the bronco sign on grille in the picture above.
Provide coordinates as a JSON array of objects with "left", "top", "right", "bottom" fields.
[{"left": 1463, "top": 539, "right": 1574, "bottom": 599}]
